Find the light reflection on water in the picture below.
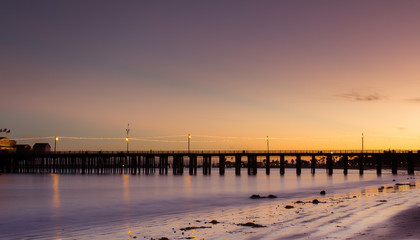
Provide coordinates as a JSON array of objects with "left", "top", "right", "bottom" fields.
[{"left": 0, "top": 169, "right": 416, "bottom": 239}]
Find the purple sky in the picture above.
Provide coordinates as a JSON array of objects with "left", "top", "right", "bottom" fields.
[{"left": 1, "top": 1, "right": 420, "bottom": 151}]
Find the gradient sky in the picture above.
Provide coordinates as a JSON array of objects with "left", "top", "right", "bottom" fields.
[{"left": 1, "top": 0, "right": 420, "bottom": 151}]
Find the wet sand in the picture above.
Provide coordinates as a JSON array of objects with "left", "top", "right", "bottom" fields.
[
  {"left": 119, "top": 178, "right": 420, "bottom": 240},
  {"left": 354, "top": 205, "right": 420, "bottom": 240}
]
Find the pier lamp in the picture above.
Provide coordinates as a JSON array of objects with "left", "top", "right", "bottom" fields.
[
  {"left": 266, "top": 136, "right": 269, "bottom": 153},
  {"left": 188, "top": 134, "right": 191, "bottom": 153},
  {"left": 361, "top": 133, "right": 364, "bottom": 153},
  {"left": 54, "top": 136, "right": 59, "bottom": 152},
  {"left": 126, "top": 137, "right": 129, "bottom": 153},
  {"left": 125, "top": 123, "right": 130, "bottom": 153}
]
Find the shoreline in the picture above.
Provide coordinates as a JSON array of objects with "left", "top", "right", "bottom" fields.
[{"left": 122, "top": 177, "right": 420, "bottom": 240}]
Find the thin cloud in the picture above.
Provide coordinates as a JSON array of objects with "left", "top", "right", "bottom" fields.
[
  {"left": 336, "top": 92, "right": 385, "bottom": 102},
  {"left": 406, "top": 98, "right": 420, "bottom": 102}
]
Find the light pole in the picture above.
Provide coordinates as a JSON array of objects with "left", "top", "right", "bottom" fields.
[
  {"left": 54, "top": 136, "right": 59, "bottom": 152},
  {"left": 126, "top": 124, "right": 130, "bottom": 153},
  {"left": 188, "top": 134, "right": 191, "bottom": 153},
  {"left": 361, "top": 133, "right": 364, "bottom": 153},
  {"left": 266, "top": 136, "right": 269, "bottom": 153}
]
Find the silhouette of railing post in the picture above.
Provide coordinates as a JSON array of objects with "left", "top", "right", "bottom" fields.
[{"left": 266, "top": 155, "right": 270, "bottom": 175}]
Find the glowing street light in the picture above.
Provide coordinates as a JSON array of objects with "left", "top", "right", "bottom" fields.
[
  {"left": 266, "top": 136, "right": 269, "bottom": 153},
  {"left": 188, "top": 134, "right": 191, "bottom": 153},
  {"left": 126, "top": 124, "right": 130, "bottom": 153},
  {"left": 361, "top": 133, "right": 364, "bottom": 153},
  {"left": 54, "top": 136, "right": 59, "bottom": 152}
]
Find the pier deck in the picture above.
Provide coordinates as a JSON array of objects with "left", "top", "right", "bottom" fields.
[{"left": 1, "top": 150, "right": 419, "bottom": 175}]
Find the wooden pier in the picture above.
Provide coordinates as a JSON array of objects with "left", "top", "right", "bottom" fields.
[{"left": 0, "top": 150, "right": 419, "bottom": 175}]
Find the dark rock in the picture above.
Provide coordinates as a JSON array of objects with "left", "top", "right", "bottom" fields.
[
  {"left": 250, "top": 194, "right": 262, "bottom": 199},
  {"left": 285, "top": 205, "right": 294, "bottom": 209},
  {"left": 209, "top": 220, "right": 220, "bottom": 224},
  {"left": 180, "top": 226, "right": 211, "bottom": 231},
  {"left": 312, "top": 199, "right": 320, "bottom": 204},
  {"left": 238, "top": 222, "right": 266, "bottom": 228},
  {"left": 295, "top": 200, "right": 304, "bottom": 204},
  {"left": 320, "top": 190, "right": 326, "bottom": 195},
  {"left": 158, "top": 238, "right": 169, "bottom": 240},
  {"left": 268, "top": 194, "right": 277, "bottom": 198},
  {"left": 377, "top": 200, "right": 387, "bottom": 202}
]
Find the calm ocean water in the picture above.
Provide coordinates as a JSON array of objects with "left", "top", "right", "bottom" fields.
[{"left": 0, "top": 168, "right": 411, "bottom": 239}]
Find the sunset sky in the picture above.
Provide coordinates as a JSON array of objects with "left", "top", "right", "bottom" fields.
[{"left": 1, "top": 0, "right": 420, "bottom": 151}]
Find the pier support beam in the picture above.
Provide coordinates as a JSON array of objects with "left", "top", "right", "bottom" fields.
[
  {"left": 391, "top": 154, "right": 398, "bottom": 174},
  {"left": 219, "top": 155, "right": 225, "bottom": 175},
  {"left": 248, "top": 155, "right": 257, "bottom": 175},
  {"left": 203, "top": 156, "right": 211, "bottom": 175},
  {"left": 296, "top": 155, "right": 301, "bottom": 175},
  {"left": 280, "top": 155, "right": 285, "bottom": 175},
  {"left": 407, "top": 154, "right": 414, "bottom": 175},
  {"left": 265, "top": 155, "right": 270, "bottom": 175},
  {"left": 311, "top": 155, "right": 316, "bottom": 174},
  {"left": 358, "top": 155, "right": 364, "bottom": 175},
  {"left": 82, "top": 157, "right": 86, "bottom": 174},
  {"left": 189, "top": 155, "right": 197, "bottom": 175},
  {"left": 376, "top": 155, "right": 382, "bottom": 175},
  {"left": 130, "top": 156, "right": 137, "bottom": 175},
  {"left": 343, "top": 155, "right": 348, "bottom": 175},
  {"left": 327, "top": 154, "right": 333, "bottom": 175},
  {"left": 159, "top": 156, "right": 168, "bottom": 175},
  {"left": 235, "top": 155, "right": 241, "bottom": 176},
  {"left": 173, "top": 156, "right": 183, "bottom": 175}
]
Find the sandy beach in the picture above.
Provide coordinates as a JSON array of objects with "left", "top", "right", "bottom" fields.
[
  {"left": 354, "top": 204, "right": 420, "bottom": 240},
  {"left": 118, "top": 177, "right": 420, "bottom": 240}
]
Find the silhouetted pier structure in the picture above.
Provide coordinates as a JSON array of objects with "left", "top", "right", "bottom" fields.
[{"left": 1, "top": 150, "right": 419, "bottom": 175}]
